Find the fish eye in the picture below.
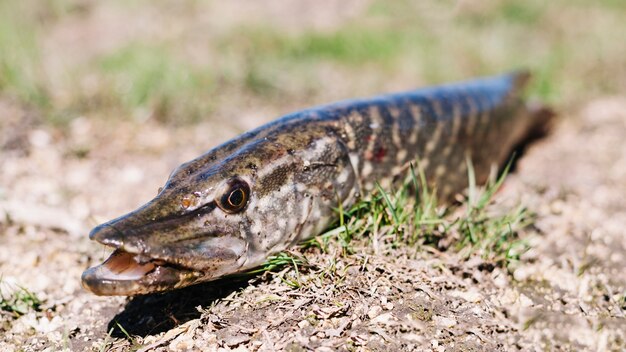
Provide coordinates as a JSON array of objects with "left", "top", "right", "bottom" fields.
[{"left": 217, "top": 179, "right": 249, "bottom": 213}]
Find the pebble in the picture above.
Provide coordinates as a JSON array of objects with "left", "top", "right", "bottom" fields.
[
  {"left": 450, "top": 289, "right": 483, "bottom": 303},
  {"left": 169, "top": 334, "right": 195, "bottom": 351},
  {"left": 297, "top": 320, "right": 311, "bottom": 329},
  {"left": 519, "top": 294, "right": 534, "bottom": 308},
  {"left": 371, "top": 313, "right": 394, "bottom": 325},
  {"left": 367, "top": 305, "right": 383, "bottom": 319},
  {"left": 433, "top": 315, "right": 457, "bottom": 328}
]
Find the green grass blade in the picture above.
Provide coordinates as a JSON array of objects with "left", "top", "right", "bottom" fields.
[{"left": 376, "top": 182, "right": 400, "bottom": 225}]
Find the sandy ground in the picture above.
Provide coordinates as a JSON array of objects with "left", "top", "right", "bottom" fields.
[
  {"left": 1, "top": 1, "right": 625, "bottom": 351},
  {"left": 1, "top": 95, "right": 625, "bottom": 351}
]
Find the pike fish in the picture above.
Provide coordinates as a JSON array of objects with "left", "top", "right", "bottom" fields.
[{"left": 82, "top": 71, "right": 549, "bottom": 295}]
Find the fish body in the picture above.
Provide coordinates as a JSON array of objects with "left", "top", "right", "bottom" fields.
[{"left": 82, "top": 71, "right": 546, "bottom": 295}]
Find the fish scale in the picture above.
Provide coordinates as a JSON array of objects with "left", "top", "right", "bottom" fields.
[{"left": 81, "top": 71, "right": 550, "bottom": 295}]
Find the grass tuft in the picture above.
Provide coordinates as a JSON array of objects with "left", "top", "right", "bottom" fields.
[
  {"left": 320, "top": 160, "right": 533, "bottom": 267},
  {"left": 242, "top": 252, "right": 304, "bottom": 288},
  {"left": 454, "top": 157, "right": 534, "bottom": 265},
  {"left": 249, "top": 252, "right": 305, "bottom": 275},
  {"left": 254, "top": 158, "right": 532, "bottom": 287},
  {"left": 97, "top": 328, "right": 115, "bottom": 352},
  {"left": 0, "top": 278, "right": 43, "bottom": 318}
]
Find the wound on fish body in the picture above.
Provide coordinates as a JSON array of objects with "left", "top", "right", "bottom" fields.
[{"left": 82, "top": 71, "right": 551, "bottom": 296}]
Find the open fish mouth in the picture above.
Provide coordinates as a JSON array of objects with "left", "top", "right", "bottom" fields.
[
  {"left": 81, "top": 223, "right": 250, "bottom": 296},
  {"left": 81, "top": 248, "right": 203, "bottom": 296}
]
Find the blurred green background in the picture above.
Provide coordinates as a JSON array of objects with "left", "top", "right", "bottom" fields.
[{"left": 1, "top": 0, "right": 625, "bottom": 127}]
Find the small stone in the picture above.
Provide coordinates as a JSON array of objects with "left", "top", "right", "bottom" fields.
[
  {"left": 297, "top": 320, "right": 311, "bottom": 329},
  {"left": 316, "top": 347, "right": 334, "bottom": 352},
  {"left": 513, "top": 266, "right": 534, "bottom": 281},
  {"left": 223, "top": 334, "right": 250, "bottom": 348},
  {"left": 367, "top": 305, "right": 383, "bottom": 319},
  {"left": 493, "top": 271, "right": 509, "bottom": 288},
  {"left": 433, "top": 315, "right": 457, "bottom": 328},
  {"left": 500, "top": 288, "right": 518, "bottom": 306},
  {"left": 168, "top": 333, "right": 195, "bottom": 351},
  {"left": 29, "top": 129, "right": 51, "bottom": 148},
  {"left": 371, "top": 312, "right": 394, "bottom": 325},
  {"left": 450, "top": 289, "right": 483, "bottom": 303},
  {"left": 519, "top": 294, "right": 534, "bottom": 308},
  {"left": 203, "top": 333, "right": 218, "bottom": 345},
  {"left": 402, "top": 333, "right": 423, "bottom": 343}
]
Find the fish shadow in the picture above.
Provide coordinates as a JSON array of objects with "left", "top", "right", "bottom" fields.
[
  {"left": 509, "top": 104, "right": 556, "bottom": 173},
  {"left": 107, "top": 275, "right": 253, "bottom": 338}
]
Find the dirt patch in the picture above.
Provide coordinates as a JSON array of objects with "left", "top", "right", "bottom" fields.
[
  {"left": 1, "top": 98, "right": 624, "bottom": 351},
  {"left": 1, "top": 1, "right": 626, "bottom": 350}
]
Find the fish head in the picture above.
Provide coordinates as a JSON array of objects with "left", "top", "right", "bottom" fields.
[{"left": 81, "top": 136, "right": 317, "bottom": 295}]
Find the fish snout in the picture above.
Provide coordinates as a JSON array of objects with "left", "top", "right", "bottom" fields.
[{"left": 89, "top": 223, "right": 125, "bottom": 247}]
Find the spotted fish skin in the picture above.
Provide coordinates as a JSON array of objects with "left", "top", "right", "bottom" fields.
[{"left": 82, "top": 71, "right": 546, "bottom": 295}]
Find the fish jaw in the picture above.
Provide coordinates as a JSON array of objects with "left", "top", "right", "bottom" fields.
[
  {"left": 81, "top": 209, "right": 251, "bottom": 296},
  {"left": 81, "top": 249, "right": 204, "bottom": 296},
  {"left": 81, "top": 237, "right": 250, "bottom": 295}
]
